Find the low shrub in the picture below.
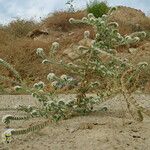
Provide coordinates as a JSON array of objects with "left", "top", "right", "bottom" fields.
[
  {"left": 5, "top": 19, "right": 38, "bottom": 38},
  {"left": 87, "top": 0, "right": 110, "bottom": 18}
]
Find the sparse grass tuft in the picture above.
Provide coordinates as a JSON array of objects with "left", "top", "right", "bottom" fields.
[{"left": 4, "top": 19, "right": 38, "bottom": 38}]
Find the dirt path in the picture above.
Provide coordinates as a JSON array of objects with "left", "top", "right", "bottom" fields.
[{"left": 0, "top": 94, "right": 150, "bottom": 150}]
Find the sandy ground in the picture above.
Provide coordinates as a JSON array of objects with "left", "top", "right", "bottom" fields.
[{"left": 0, "top": 94, "right": 150, "bottom": 150}]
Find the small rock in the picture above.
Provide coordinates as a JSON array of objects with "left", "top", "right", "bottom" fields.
[
  {"left": 131, "top": 129, "right": 138, "bottom": 132},
  {"left": 69, "top": 32, "right": 74, "bottom": 36},
  {"left": 129, "top": 48, "right": 138, "bottom": 54},
  {"left": 132, "top": 135, "right": 141, "bottom": 138},
  {"left": 70, "top": 128, "right": 76, "bottom": 133},
  {"left": 78, "top": 122, "right": 94, "bottom": 130}
]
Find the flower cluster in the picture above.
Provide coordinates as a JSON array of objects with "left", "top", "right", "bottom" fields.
[
  {"left": 70, "top": 10, "right": 146, "bottom": 52},
  {"left": 47, "top": 73, "right": 57, "bottom": 81},
  {"left": 47, "top": 73, "right": 77, "bottom": 90},
  {"left": 14, "top": 86, "right": 22, "bottom": 92},
  {"left": 2, "top": 115, "right": 13, "bottom": 124},
  {"left": 51, "top": 42, "right": 59, "bottom": 53},
  {"left": 44, "top": 95, "right": 99, "bottom": 121},
  {"left": 2, "top": 129, "right": 14, "bottom": 143},
  {"left": 0, "top": 59, "right": 21, "bottom": 80},
  {"left": 33, "top": 81, "right": 45, "bottom": 90},
  {"left": 84, "top": 31, "right": 90, "bottom": 39},
  {"left": 36, "top": 48, "right": 46, "bottom": 59}
]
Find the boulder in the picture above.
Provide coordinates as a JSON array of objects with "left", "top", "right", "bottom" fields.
[
  {"left": 63, "top": 38, "right": 94, "bottom": 60},
  {"left": 27, "top": 29, "right": 49, "bottom": 39}
]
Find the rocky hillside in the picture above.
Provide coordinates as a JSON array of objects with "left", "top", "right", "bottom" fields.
[{"left": 0, "top": 6, "right": 150, "bottom": 93}]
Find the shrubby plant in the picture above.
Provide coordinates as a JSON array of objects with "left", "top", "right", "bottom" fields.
[
  {"left": 5, "top": 19, "right": 37, "bottom": 38},
  {"left": 87, "top": 0, "right": 110, "bottom": 18},
  {"left": 0, "top": 7, "right": 149, "bottom": 143}
]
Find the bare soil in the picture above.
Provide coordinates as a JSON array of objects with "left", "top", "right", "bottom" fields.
[{"left": 0, "top": 94, "right": 149, "bottom": 150}]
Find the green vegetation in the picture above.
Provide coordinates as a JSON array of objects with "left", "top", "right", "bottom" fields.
[
  {"left": 87, "top": 0, "right": 110, "bottom": 18},
  {"left": 145, "top": 30, "right": 150, "bottom": 40},
  {"left": 0, "top": 7, "right": 149, "bottom": 144}
]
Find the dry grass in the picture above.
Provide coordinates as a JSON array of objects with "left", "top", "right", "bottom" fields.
[
  {"left": 42, "top": 10, "right": 87, "bottom": 31},
  {"left": 0, "top": 28, "right": 13, "bottom": 45},
  {"left": 4, "top": 19, "right": 39, "bottom": 38},
  {"left": 109, "top": 6, "right": 150, "bottom": 35},
  {"left": 0, "top": 27, "right": 93, "bottom": 87},
  {"left": 0, "top": 7, "right": 150, "bottom": 92},
  {"left": 0, "top": 10, "right": 93, "bottom": 87}
]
